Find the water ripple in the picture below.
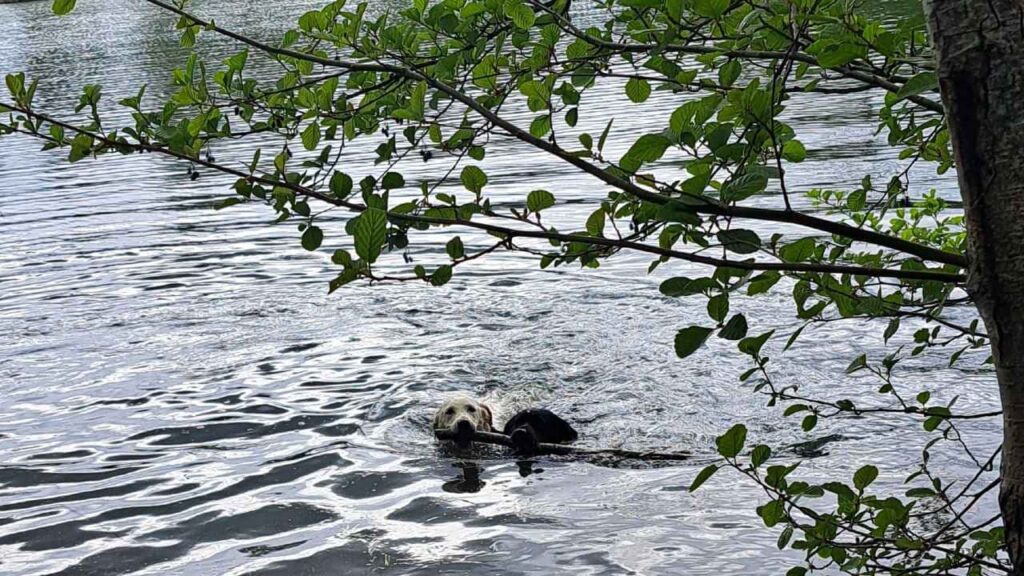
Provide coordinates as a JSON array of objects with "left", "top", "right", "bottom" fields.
[{"left": 0, "top": 0, "right": 998, "bottom": 575}]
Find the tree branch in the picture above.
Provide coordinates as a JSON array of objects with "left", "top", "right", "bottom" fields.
[
  {"left": 434, "top": 428, "right": 692, "bottom": 461},
  {"left": 2, "top": 103, "right": 965, "bottom": 284}
]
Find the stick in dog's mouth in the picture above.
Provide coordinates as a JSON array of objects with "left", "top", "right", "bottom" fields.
[{"left": 453, "top": 420, "right": 476, "bottom": 448}]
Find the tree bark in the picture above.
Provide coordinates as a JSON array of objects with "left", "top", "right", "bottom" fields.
[{"left": 924, "top": 0, "right": 1024, "bottom": 571}]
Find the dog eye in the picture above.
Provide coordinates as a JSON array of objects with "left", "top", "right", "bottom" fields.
[
  {"left": 466, "top": 405, "right": 476, "bottom": 413},
  {"left": 445, "top": 408, "right": 455, "bottom": 415}
]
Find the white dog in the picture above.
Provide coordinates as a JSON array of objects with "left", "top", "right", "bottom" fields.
[{"left": 432, "top": 396, "right": 493, "bottom": 448}]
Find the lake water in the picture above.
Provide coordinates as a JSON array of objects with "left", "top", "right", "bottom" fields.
[{"left": 0, "top": 1, "right": 1003, "bottom": 575}]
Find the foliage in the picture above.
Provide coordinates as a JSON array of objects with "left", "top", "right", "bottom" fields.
[{"left": 0, "top": 0, "right": 1006, "bottom": 572}]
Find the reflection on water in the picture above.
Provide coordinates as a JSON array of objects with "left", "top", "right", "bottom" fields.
[
  {"left": 442, "top": 462, "right": 487, "bottom": 494},
  {"left": 0, "top": 1, "right": 1000, "bottom": 575}
]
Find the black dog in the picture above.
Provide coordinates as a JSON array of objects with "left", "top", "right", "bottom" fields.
[{"left": 502, "top": 408, "right": 578, "bottom": 454}]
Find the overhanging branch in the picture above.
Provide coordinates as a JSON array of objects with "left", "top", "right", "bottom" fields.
[{"left": 1, "top": 103, "right": 965, "bottom": 284}]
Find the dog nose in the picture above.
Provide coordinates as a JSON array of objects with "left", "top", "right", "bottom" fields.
[
  {"left": 510, "top": 426, "right": 539, "bottom": 455},
  {"left": 455, "top": 420, "right": 475, "bottom": 435},
  {"left": 453, "top": 419, "right": 475, "bottom": 448}
]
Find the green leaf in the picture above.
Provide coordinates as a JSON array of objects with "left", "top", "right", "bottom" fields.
[
  {"left": 446, "top": 236, "right": 465, "bottom": 259},
  {"left": 778, "top": 238, "right": 816, "bottom": 262},
  {"left": 519, "top": 79, "right": 549, "bottom": 100},
  {"left": 301, "top": 225, "right": 323, "bottom": 251},
  {"left": 527, "top": 189, "right": 555, "bottom": 213},
  {"left": 846, "top": 354, "right": 867, "bottom": 374},
  {"left": 52, "top": 0, "right": 76, "bottom": 15},
  {"left": 751, "top": 444, "right": 771, "bottom": 468},
  {"left": 722, "top": 172, "right": 768, "bottom": 202},
  {"left": 621, "top": 133, "right": 671, "bottom": 171},
  {"left": 460, "top": 165, "right": 488, "bottom": 194},
  {"left": 5, "top": 72, "right": 24, "bottom": 99},
  {"left": 777, "top": 525, "right": 794, "bottom": 550},
  {"left": 847, "top": 189, "right": 866, "bottom": 210},
  {"left": 331, "top": 249, "right": 352, "bottom": 265},
  {"left": 747, "top": 272, "right": 781, "bottom": 295},
  {"left": 801, "top": 414, "right": 817, "bottom": 431},
  {"left": 660, "top": 277, "right": 716, "bottom": 297},
  {"left": 782, "top": 140, "right": 806, "bottom": 162},
  {"left": 328, "top": 267, "right": 359, "bottom": 293},
  {"left": 408, "top": 81, "right": 426, "bottom": 120},
  {"left": 694, "top": 0, "right": 729, "bottom": 18},
  {"left": 757, "top": 499, "right": 785, "bottom": 527},
  {"left": 214, "top": 197, "right": 244, "bottom": 210},
  {"left": 225, "top": 49, "right": 249, "bottom": 71},
  {"left": 853, "top": 465, "right": 878, "bottom": 490},
  {"left": 718, "top": 60, "right": 741, "bottom": 87},
  {"left": 666, "top": 0, "right": 684, "bottom": 19},
  {"left": 784, "top": 323, "right": 807, "bottom": 351},
  {"left": 472, "top": 56, "right": 498, "bottom": 91},
  {"left": 330, "top": 171, "right": 353, "bottom": 198},
  {"left": 811, "top": 40, "right": 867, "bottom": 68},
  {"left": 282, "top": 29, "right": 300, "bottom": 48},
  {"left": 689, "top": 464, "right": 719, "bottom": 491},
  {"left": 625, "top": 77, "right": 651, "bottom": 103},
  {"left": 783, "top": 404, "right": 807, "bottom": 417},
  {"left": 354, "top": 208, "right": 388, "bottom": 264},
  {"left": 381, "top": 171, "right": 405, "bottom": 189},
  {"left": 301, "top": 122, "right": 321, "bottom": 151},
  {"left": 656, "top": 201, "right": 701, "bottom": 226},
  {"left": 565, "top": 107, "right": 578, "bottom": 127},
  {"left": 674, "top": 326, "right": 713, "bottom": 359},
  {"left": 716, "top": 423, "right": 747, "bottom": 458},
  {"left": 68, "top": 133, "right": 92, "bottom": 163},
  {"left": 430, "top": 264, "right": 453, "bottom": 286},
  {"left": 719, "top": 314, "right": 748, "bottom": 340},
  {"left": 586, "top": 208, "right": 605, "bottom": 236},
  {"left": 504, "top": 0, "right": 536, "bottom": 29},
  {"left": 896, "top": 72, "right": 937, "bottom": 102},
  {"left": 707, "top": 294, "right": 729, "bottom": 323},
  {"left": 717, "top": 229, "right": 761, "bottom": 254},
  {"left": 597, "top": 118, "right": 613, "bottom": 152},
  {"left": 249, "top": 149, "right": 261, "bottom": 174},
  {"left": 530, "top": 114, "right": 552, "bottom": 138},
  {"left": 739, "top": 330, "right": 774, "bottom": 357}
]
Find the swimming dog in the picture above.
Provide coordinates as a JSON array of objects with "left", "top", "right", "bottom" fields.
[{"left": 502, "top": 408, "right": 578, "bottom": 454}]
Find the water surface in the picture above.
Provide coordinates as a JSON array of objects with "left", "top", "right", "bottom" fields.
[{"left": 0, "top": 1, "right": 1001, "bottom": 575}]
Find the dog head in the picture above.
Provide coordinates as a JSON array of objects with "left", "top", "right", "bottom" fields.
[{"left": 433, "top": 396, "right": 493, "bottom": 447}]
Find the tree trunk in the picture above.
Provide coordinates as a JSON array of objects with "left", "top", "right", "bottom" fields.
[{"left": 924, "top": 0, "right": 1024, "bottom": 571}]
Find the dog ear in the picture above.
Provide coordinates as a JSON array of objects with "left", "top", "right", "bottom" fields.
[
  {"left": 479, "top": 404, "right": 494, "bottom": 431},
  {"left": 431, "top": 406, "right": 444, "bottom": 430}
]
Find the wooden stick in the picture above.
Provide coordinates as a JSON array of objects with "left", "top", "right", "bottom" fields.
[{"left": 434, "top": 429, "right": 692, "bottom": 461}]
